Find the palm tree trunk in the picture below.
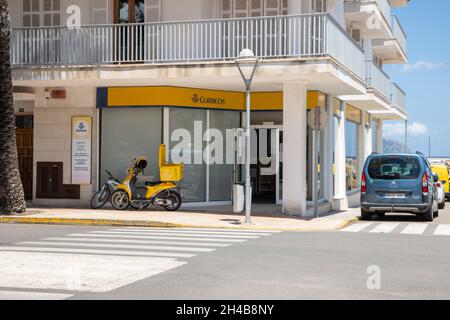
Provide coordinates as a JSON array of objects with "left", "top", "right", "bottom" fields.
[{"left": 0, "top": 0, "right": 26, "bottom": 214}]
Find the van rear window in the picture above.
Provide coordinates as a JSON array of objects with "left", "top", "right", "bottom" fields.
[{"left": 368, "top": 156, "right": 421, "bottom": 180}]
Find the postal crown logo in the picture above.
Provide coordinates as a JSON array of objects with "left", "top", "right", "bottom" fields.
[
  {"left": 75, "top": 120, "right": 88, "bottom": 136},
  {"left": 192, "top": 94, "right": 200, "bottom": 103}
]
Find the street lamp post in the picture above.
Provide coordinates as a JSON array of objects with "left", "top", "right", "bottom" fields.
[{"left": 236, "top": 49, "right": 259, "bottom": 225}]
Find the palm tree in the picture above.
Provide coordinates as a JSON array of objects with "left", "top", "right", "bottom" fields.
[{"left": 0, "top": 0, "right": 26, "bottom": 214}]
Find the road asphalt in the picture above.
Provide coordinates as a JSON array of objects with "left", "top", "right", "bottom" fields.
[{"left": 0, "top": 204, "right": 449, "bottom": 300}]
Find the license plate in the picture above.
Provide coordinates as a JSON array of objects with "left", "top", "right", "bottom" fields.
[{"left": 384, "top": 193, "right": 406, "bottom": 199}]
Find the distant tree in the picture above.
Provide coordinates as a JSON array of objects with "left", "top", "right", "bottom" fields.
[{"left": 0, "top": 0, "right": 26, "bottom": 214}]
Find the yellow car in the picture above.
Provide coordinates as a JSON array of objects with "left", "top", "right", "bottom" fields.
[{"left": 431, "top": 164, "right": 450, "bottom": 201}]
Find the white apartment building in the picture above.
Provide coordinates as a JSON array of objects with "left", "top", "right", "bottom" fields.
[{"left": 9, "top": 0, "right": 409, "bottom": 216}]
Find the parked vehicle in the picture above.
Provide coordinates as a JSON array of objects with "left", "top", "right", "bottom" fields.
[
  {"left": 90, "top": 170, "right": 121, "bottom": 209},
  {"left": 110, "top": 144, "right": 184, "bottom": 211},
  {"left": 91, "top": 170, "right": 149, "bottom": 210},
  {"left": 361, "top": 153, "right": 439, "bottom": 222},
  {"left": 434, "top": 173, "right": 446, "bottom": 209},
  {"left": 431, "top": 163, "right": 450, "bottom": 201}
]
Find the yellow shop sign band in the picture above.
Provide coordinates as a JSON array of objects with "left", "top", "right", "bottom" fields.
[{"left": 96, "top": 86, "right": 324, "bottom": 111}]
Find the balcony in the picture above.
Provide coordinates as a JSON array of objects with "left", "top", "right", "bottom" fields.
[
  {"left": 344, "top": 0, "right": 392, "bottom": 39},
  {"left": 390, "top": 82, "right": 406, "bottom": 114},
  {"left": 10, "top": 13, "right": 366, "bottom": 81},
  {"left": 366, "top": 60, "right": 391, "bottom": 102},
  {"left": 372, "top": 15, "right": 407, "bottom": 64}
]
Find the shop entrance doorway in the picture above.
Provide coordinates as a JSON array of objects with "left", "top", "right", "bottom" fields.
[{"left": 250, "top": 125, "right": 283, "bottom": 205}]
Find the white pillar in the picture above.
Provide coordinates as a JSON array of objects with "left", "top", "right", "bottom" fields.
[
  {"left": 357, "top": 112, "right": 373, "bottom": 184},
  {"left": 357, "top": 112, "right": 368, "bottom": 182},
  {"left": 365, "top": 114, "right": 373, "bottom": 158},
  {"left": 282, "top": 82, "right": 307, "bottom": 216},
  {"left": 376, "top": 119, "right": 383, "bottom": 153},
  {"left": 323, "top": 94, "right": 335, "bottom": 203},
  {"left": 333, "top": 101, "right": 348, "bottom": 210}
]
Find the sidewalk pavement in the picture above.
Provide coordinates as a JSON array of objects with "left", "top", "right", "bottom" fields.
[{"left": 0, "top": 205, "right": 361, "bottom": 232}]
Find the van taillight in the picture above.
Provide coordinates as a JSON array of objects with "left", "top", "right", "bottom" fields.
[
  {"left": 422, "top": 173, "right": 429, "bottom": 195},
  {"left": 361, "top": 172, "right": 367, "bottom": 193}
]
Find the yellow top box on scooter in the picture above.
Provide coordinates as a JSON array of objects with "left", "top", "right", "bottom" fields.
[{"left": 159, "top": 144, "right": 184, "bottom": 182}]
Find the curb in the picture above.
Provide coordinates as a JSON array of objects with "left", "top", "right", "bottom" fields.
[
  {"left": 0, "top": 215, "right": 359, "bottom": 232},
  {"left": 335, "top": 217, "right": 360, "bottom": 230},
  {"left": 0, "top": 216, "right": 179, "bottom": 228}
]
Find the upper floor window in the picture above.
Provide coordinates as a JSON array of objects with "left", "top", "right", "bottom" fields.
[
  {"left": 310, "top": 0, "right": 326, "bottom": 13},
  {"left": 22, "top": 0, "right": 61, "bottom": 27},
  {"left": 114, "top": 0, "right": 161, "bottom": 23},
  {"left": 220, "top": 0, "right": 288, "bottom": 18}
]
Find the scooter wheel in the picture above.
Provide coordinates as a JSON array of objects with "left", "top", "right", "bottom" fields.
[
  {"left": 111, "top": 190, "right": 130, "bottom": 210},
  {"left": 160, "top": 190, "right": 182, "bottom": 212}
]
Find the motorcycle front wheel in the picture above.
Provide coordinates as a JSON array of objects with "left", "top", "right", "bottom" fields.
[
  {"left": 90, "top": 187, "right": 110, "bottom": 209},
  {"left": 159, "top": 190, "right": 182, "bottom": 212},
  {"left": 111, "top": 190, "right": 130, "bottom": 210}
]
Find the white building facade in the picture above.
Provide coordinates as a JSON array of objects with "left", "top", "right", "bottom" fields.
[{"left": 9, "top": 0, "right": 409, "bottom": 216}]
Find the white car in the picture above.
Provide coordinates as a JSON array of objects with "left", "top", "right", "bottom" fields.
[{"left": 434, "top": 174, "right": 446, "bottom": 209}]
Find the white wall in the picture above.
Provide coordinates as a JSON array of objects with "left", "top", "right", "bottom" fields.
[
  {"left": 162, "top": 0, "right": 219, "bottom": 21},
  {"left": 7, "top": 0, "right": 21, "bottom": 28},
  {"left": 32, "top": 87, "right": 98, "bottom": 208}
]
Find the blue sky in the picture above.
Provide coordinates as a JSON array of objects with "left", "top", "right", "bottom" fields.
[{"left": 384, "top": 0, "right": 450, "bottom": 156}]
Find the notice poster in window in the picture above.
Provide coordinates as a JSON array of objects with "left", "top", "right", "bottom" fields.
[{"left": 71, "top": 116, "right": 92, "bottom": 185}]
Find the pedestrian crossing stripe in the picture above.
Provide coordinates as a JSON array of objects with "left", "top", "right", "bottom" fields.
[
  {"left": 369, "top": 223, "right": 400, "bottom": 234},
  {"left": 42, "top": 237, "right": 232, "bottom": 247},
  {"left": 91, "top": 230, "right": 261, "bottom": 239},
  {"left": 341, "top": 223, "right": 450, "bottom": 236},
  {"left": 0, "top": 227, "right": 279, "bottom": 299},
  {"left": 66, "top": 233, "right": 247, "bottom": 242}
]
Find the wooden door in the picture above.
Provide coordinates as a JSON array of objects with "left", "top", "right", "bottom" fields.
[
  {"left": 16, "top": 118, "right": 34, "bottom": 200},
  {"left": 36, "top": 162, "right": 63, "bottom": 198}
]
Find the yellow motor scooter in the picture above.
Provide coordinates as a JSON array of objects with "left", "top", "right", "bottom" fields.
[{"left": 110, "top": 144, "right": 184, "bottom": 211}]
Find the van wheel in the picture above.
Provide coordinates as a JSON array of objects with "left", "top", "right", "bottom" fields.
[
  {"left": 361, "top": 209, "right": 372, "bottom": 221},
  {"left": 439, "top": 202, "right": 445, "bottom": 210},
  {"left": 422, "top": 205, "right": 434, "bottom": 222}
]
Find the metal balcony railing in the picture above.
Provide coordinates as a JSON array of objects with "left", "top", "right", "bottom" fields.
[
  {"left": 10, "top": 13, "right": 365, "bottom": 80},
  {"left": 390, "top": 82, "right": 406, "bottom": 113},
  {"left": 366, "top": 60, "right": 391, "bottom": 101},
  {"left": 391, "top": 15, "right": 407, "bottom": 55}
]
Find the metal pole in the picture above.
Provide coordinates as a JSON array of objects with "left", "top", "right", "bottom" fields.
[
  {"left": 236, "top": 57, "right": 258, "bottom": 225},
  {"left": 428, "top": 136, "right": 431, "bottom": 158},
  {"left": 245, "top": 82, "right": 252, "bottom": 225}
]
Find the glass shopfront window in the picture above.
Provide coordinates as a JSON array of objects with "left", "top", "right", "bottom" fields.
[
  {"left": 169, "top": 108, "right": 207, "bottom": 203},
  {"left": 168, "top": 108, "right": 240, "bottom": 203},
  {"left": 332, "top": 98, "right": 340, "bottom": 189},
  {"left": 306, "top": 94, "right": 327, "bottom": 202},
  {"left": 345, "top": 104, "right": 361, "bottom": 192},
  {"left": 101, "top": 106, "right": 241, "bottom": 204},
  {"left": 209, "top": 110, "right": 240, "bottom": 201},
  {"left": 100, "top": 107, "right": 162, "bottom": 186}
]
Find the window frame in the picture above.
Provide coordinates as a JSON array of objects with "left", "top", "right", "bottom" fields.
[
  {"left": 220, "top": 0, "right": 288, "bottom": 18},
  {"left": 21, "top": 0, "right": 62, "bottom": 27}
]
